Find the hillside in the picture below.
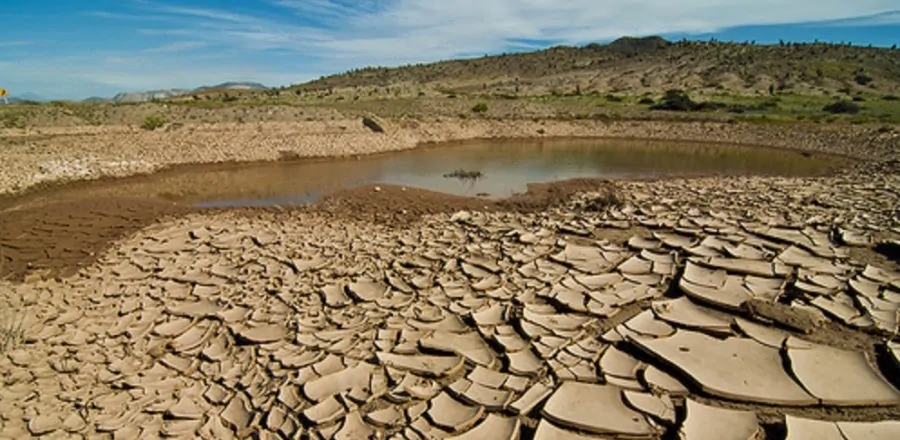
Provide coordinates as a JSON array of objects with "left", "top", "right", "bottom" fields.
[{"left": 293, "top": 37, "right": 900, "bottom": 97}]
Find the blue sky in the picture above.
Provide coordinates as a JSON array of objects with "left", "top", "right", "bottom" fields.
[{"left": 1, "top": 1, "right": 898, "bottom": 100}]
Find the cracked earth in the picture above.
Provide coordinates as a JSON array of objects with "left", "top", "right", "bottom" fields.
[{"left": 1, "top": 158, "right": 900, "bottom": 439}]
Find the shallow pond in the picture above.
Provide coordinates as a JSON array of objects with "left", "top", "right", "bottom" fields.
[{"left": 5, "top": 138, "right": 842, "bottom": 209}]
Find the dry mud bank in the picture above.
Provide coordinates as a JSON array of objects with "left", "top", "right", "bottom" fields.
[
  {"left": 0, "top": 118, "right": 896, "bottom": 195},
  {"left": 2, "top": 153, "right": 900, "bottom": 438}
]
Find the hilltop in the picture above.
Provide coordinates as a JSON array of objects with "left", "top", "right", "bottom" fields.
[
  {"left": 104, "top": 82, "right": 269, "bottom": 103},
  {"left": 292, "top": 36, "right": 900, "bottom": 97}
]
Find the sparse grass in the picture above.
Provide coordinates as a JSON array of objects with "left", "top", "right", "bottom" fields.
[
  {"left": 0, "top": 108, "right": 32, "bottom": 128},
  {"left": 141, "top": 115, "right": 167, "bottom": 130},
  {"left": 0, "top": 311, "right": 24, "bottom": 353},
  {"left": 471, "top": 103, "right": 488, "bottom": 113}
]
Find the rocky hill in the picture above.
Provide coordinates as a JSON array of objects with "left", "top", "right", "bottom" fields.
[
  {"left": 111, "top": 82, "right": 268, "bottom": 103},
  {"left": 111, "top": 89, "right": 190, "bottom": 103},
  {"left": 293, "top": 37, "right": 900, "bottom": 96},
  {"left": 194, "top": 82, "right": 268, "bottom": 92}
]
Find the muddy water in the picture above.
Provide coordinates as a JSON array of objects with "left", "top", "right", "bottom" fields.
[{"left": 2, "top": 138, "right": 841, "bottom": 209}]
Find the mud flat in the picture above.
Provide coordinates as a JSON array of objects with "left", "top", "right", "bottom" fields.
[
  {"left": 2, "top": 134, "right": 900, "bottom": 438},
  {"left": 1, "top": 117, "right": 899, "bottom": 438}
]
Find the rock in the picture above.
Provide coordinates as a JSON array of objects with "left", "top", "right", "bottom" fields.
[
  {"left": 451, "top": 211, "right": 472, "bottom": 223},
  {"left": 362, "top": 115, "right": 386, "bottom": 133}
]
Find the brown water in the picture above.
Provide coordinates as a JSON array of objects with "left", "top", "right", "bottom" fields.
[{"left": 3, "top": 138, "right": 841, "bottom": 209}]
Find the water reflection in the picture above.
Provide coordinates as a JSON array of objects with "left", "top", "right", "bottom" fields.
[{"left": 2, "top": 138, "right": 841, "bottom": 209}]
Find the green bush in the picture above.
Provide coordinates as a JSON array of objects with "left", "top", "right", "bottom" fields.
[
  {"left": 650, "top": 90, "right": 698, "bottom": 111},
  {"left": 822, "top": 101, "right": 861, "bottom": 115},
  {"left": 141, "top": 115, "right": 167, "bottom": 130},
  {"left": 471, "top": 103, "right": 488, "bottom": 113},
  {"left": 854, "top": 74, "right": 873, "bottom": 86}
]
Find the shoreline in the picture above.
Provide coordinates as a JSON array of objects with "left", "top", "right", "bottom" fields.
[{"left": 1, "top": 118, "right": 895, "bottom": 197}]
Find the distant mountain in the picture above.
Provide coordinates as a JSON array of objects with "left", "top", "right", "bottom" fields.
[
  {"left": 111, "top": 89, "right": 190, "bottom": 103},
  {"left": 7, "top": 92, "right": 46, "bottom": 103},
  {"left": 109, "top": 81, "right": 268, "bottom": 103},
  {"left": 194, "top": 81, "right": 268, "bottom": 92},
  {"left": 82, "top": 96, "right": 110, "bottom": 103}
]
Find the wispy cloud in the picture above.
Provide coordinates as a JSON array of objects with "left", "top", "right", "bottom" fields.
[
  {"left": 143, "top": 41, "right": 209, "bottom": 53},
  {"left": 0, "top": 41, "right": 33, "bottom": 48},
  {"left": 815, "top": 10, "right": 900, "bottom": 27},
  {"left": 141, "top": 0, "right": 900, "bottom": 64}
]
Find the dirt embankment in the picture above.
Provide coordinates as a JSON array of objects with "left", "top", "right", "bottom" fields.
[{"left": 1, "top": 118, "right": 896, "bottom": 196}]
